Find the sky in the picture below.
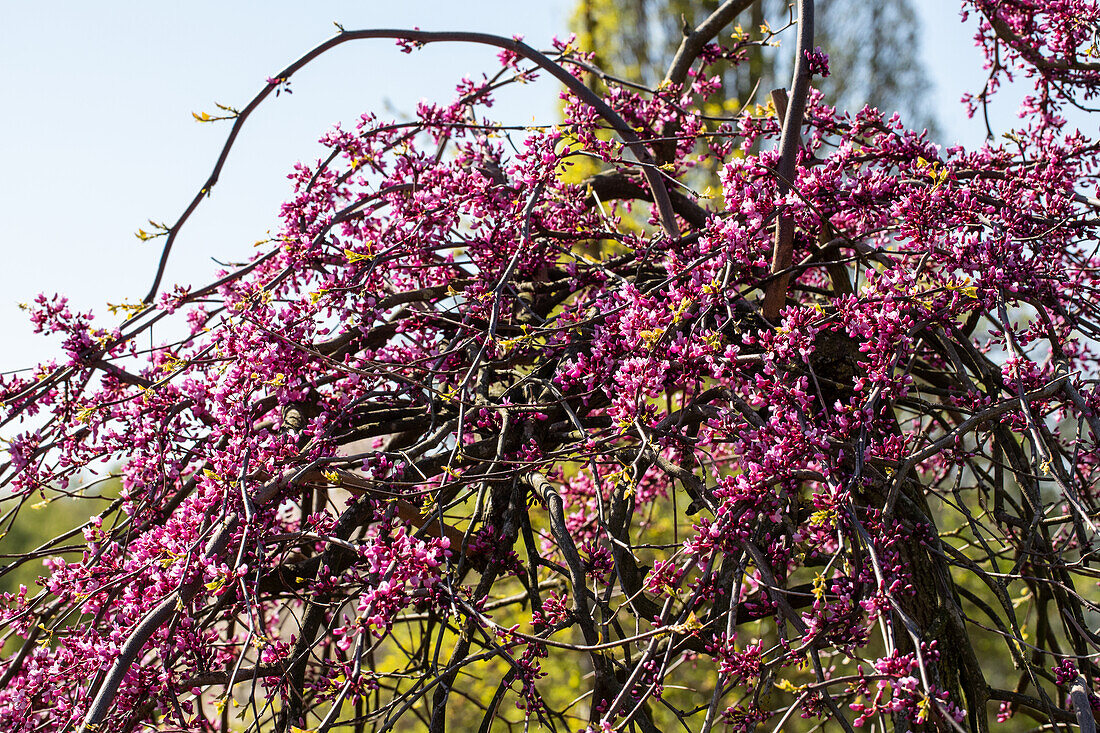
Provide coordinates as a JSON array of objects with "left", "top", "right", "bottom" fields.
[{"left": 0, "top": 0, "right": 1087, "bottom": 375}]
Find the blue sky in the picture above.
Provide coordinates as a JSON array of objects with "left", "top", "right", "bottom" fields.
[{"left": 0, "top": 1, "right": 1079, "bottom": 374}]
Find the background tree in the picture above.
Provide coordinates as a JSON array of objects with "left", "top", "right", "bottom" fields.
[
  {"left": 0, "top": 2, "right": 1099, "bottom": 733},
  {"left": 571, "top": 0, "right": 938, "bottom": 134}
]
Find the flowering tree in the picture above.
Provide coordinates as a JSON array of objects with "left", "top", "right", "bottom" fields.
[{"left": 2, "top": 2, "right": 1100, "bottom": 731}]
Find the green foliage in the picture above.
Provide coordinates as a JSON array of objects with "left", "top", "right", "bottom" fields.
[{"left": 0, "top": 474, "right": 120, "bottom": 597}]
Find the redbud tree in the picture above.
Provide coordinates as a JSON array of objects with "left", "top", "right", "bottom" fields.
[{"left": 2, "top": 1, "right": 1100, "bottom": 731}]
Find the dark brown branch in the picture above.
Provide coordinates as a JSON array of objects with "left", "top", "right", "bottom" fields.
[
  {"left": 762, "top": 0, "right": 814, "bottom": 320},
  {"left": 1071, "top": 676, "right": 1098, "bottom": 733},
  {"left": 663, "top": 0, "right": 758, "bottom": 88},
  {"left": 585, "top": 169, "right": 711, "bottom": 228},
  {"left": 90, "top": 360, "right": 153, "bottom": 388},
  {"left": 176, "top": 663, "right": 286, "bottom": 689},
  {"left": 987, "top": 688, "right": 1077, "bottom": 724},
  {"left": 985, "top": 10, "right": 1100, "bottom": 74},
  {"left": 523, "top": 471, "right": 600, "bottom": 646}
]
